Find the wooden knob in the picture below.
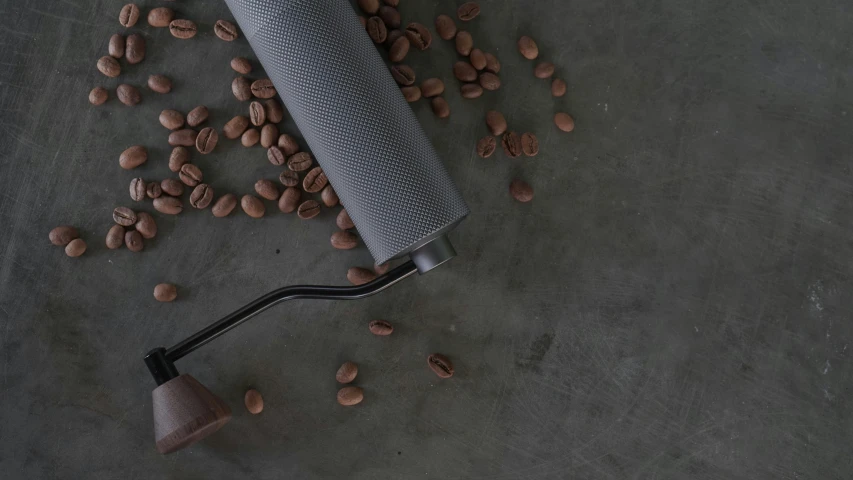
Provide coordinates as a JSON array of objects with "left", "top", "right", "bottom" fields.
[{"left": 152, "top": 374, "right": 231, "bottom": 454}]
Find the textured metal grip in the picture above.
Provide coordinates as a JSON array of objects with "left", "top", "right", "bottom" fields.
[{"left": 225, "top": 0, "right": 469, "bottom": 265}]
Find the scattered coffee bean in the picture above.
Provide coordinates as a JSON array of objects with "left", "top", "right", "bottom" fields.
[
  {"left": 554, "top": 113, "right": 575, "bottom": 132},
  {"left": 146, "top": 181, "right": 162, "bottom": 199},
  {"left": 160, "top": 178, "right": 184, "bottom": 197},
  {"left": 135, "top": 211, "right": 157, "bottom": 238},
  {"left": 485, "top": 111, "right": 507, "bottom": 135},
  {"left": 453, "top": 61, "right": 477, "bottom": 82},
  {"left": 534, "top": 62, "right": 555, "bottom": 79},
  {"left": 265, "top": 99, "right": 284, "bottom": 123},
  {"left": 368, "top": 319, "right": 393, "bottom": 336},
  {"left": 196, "top": 127, "right": 218, "bottom": 154},
  {"left": 461, "top": 83, "right": 483, "bottom": 98},
  {"left": 169, "top": 19, "right": 197, "bottom": 39},
  {"left": 421, "top": 78, "right": 444, "bottom": 98},
  {"left": 246, "top": 102, "right": 265, "bottom": 127},
  {"left": 321, "top": 185, "right": 339, "bottom": 207},
  {"left": 405, "top": 22, "right": 432, "bottom": 50},
  {"left": 278, "top": 187, "right": 301, "bottom": 213},
  {"left": 287, "top": 152, "right": 313, "bottom": 171},
  {"left": 367, "top": 16, "right": 387, "bottom": 43},
  {"left": 97, "top": 56, "right": 120, "bottom": 78},
  {"left": 484, "top": 52, "right": 501, "bottom": 73},
  {"left": 148, "top": 75, "right": 172, "bottom": 94},
  {"left": 232, "top": 77, "right": 252, "bottom": 101},
  {"left": 431, "top": 97, "right": 450, "bottom": 118},
  {"left": 385, "top": 28, "right": 403, "bottom": 48},
  {"left": 390, "top": 64, "right": 415, "bottom": 85},
  {"left": 469, "top": 48, "right": 487, "bottom": 70},
  {"left": 279, "top": 170, "right": 299, "bottom": 187},
  {"left": 65, "top": 238, "right": 87, "bottom": 258},
  {"left": 113, "top": 206, "right": 137, "bottom": 226},
  {"left": 296, "top": 200, "right": 321, "bottom": 219},
  {"left": 179, "top": 163, "right": 203, "bottom": 187},
  {"left": 267, "top": 146, "right": 286, "bottom": 165},
  {"left": 303, "top": 167, "right": 328, "bottom": 193},
  {"left": 518, "top": 36, "right": 539, "bottom": 59},
  {"left": 458, "top": 2, "right": 481, "bottom": 21},
  {"left": 154, "top": 283, "right": 177, "bottom": 302},
  {"left": 337, "top": 386, "right": 364, "bottom": 406},
  {"left": 260, "top": 124, "right": 278, "bottom": 148},
  {"left": 401, "top": 85, "right": 421, "bottom": 102},
  {"left": 501, "top": 131, "right": 522, "bottom": 157},
  {"left": 153, "top": 196, "right": 183, "bottom": 215},
  {"left": 358, "top": 0, "right": 380, "bottom": 14},
  {"left": 214, "top": 19, "right": 238, "bottom": 41},
  {"left": 119, "top": 3, "right": 140, "bottom": 27},
  {"left": 521, "top": 133, "right": 539, "bottom": 156},
  {"left": 244, "top": 389, "right": 264, "bottom": 414},
  {"left": 241, "top": 195, "right": 265, "bottom": 218},
  {"left": 89, "top": 87, "right": 108, "bottom": 105},
  {"left": 389, "top": 35, "right": 410, "bottom": 62},
  {"left": 212, "top": 193, "right": 237, "bottom": 217},
  {"left": 510, "top": 179, "right": 534, "bottom": 202},
  {"left": 347, "top": 267, "right": 377, "bottom": 285},
  {"left": 242, "top": 128, "right": 260, "bottom": 147},
  {"left": 337, "top": 209, "right": 355, "bottom": 230},
  {"left": 109, "top": 34, "right": 125, "bottom": 58},
  {"left": 159, "top": 109, "right": 185, "bottom": 130},
  {"left": 169, "top": 129, "right": 197, "bottom": 147},
  {"left": 374, "top": 262, "right": 390, "bottom": 275},
  {"left": 479, "top": 72, "right": 501, "bottom": 90},
  {"left": 251, "top": 79, "right": 276, "bottom": 99},
  {"left": 455, "top": 31, "right": 473, "bottom": 56},
  {"left": 231, "top": 57, "right": 252, "bottom": 74},
  {"left": 147, "top": 7, "right": 174, "bottom": 28},
  {"left": 125, "top": 33, "right": 145, "bottom": 64},
  {"left": 379, "top": 5, "right": 400, "bottom": 28},
  {"left": 119, "top": 145, "right": 147, "bottom": 169},
  {"left": 116, "top": 84, "right": 141, "bottom": 106},
  {"left": 435, "top": 14, "right": 457, "bottom": 40},
  {"left": 130, "top": 177, "right": 146, "bottom": 201},
  {"left": 186, "top": 105, "right": 209, "bottom": 127},
  {"left": 168, "top": 147, "right": 189, "bottom": 173},
  {"left": 476, "top": 136, "right": 496, "bottom": 158},
  {"left": 336, "top": 362, "right": 359, "bottom": 384},
  {"left": 331, "top": 230, "right": 358, "bottom": 250},
  {"left": 190, "top": 183, "right": 214, "bottom": 209},
  {"left": 551, "top": 78, "right": 567, "bottom": 97},
  {"left": 106, "top": 225, "right": 124, "bottom": 249},
  {"left": 277, "top": 134, "right": 299, "bottom": 155},
  {"left": 255, "top": 179, "right": 279, "bottom": 201},
  {"left": 428, "top": 353, "right": 454, "bottom": 378},
  {"left": 49, "top": 226, "right": 79, "bottom": 246},
  {"left": 223, "top": 115, "right": 249, "bottom": 139}
]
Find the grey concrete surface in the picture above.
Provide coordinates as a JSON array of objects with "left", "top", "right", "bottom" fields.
[{"left": 1, "top": 0, "right": 852, "bottom": 478}]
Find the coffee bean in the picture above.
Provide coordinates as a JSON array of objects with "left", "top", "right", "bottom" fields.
[
  {"left": 247, "top": 101, "right": 263, "bottom": 128},
  {"left": 65, "top": 238, "right": 87, "bottom": 258},
  {"left": 461, "top": 83, "right": 483, "bottom": 98},
  {"left": 97, "top": 56, "right": 120, "bottom": 78},
  {"left": 89, "top": 87, "right": 108, "bottom": 105},
  {"left": 148, "top": 75, "right": 172, "bottom": 94},
  {"left": 401, "top": 86, "right": 421, "bottom": 102},
  {"left": 130, "top": 177, "right": 146, "bottom": 201},
  {"left": 337, "top": 386, "right": 364, "bottom": 406},
  {"left": 336, "top": 209, "right": 355, "bottom": 230},
  {"left": 485, "top": 111, "right": 507, "bottom": 136},
  {"left": 277, "top": 134, "right": 299, "bottom": 155},
  {"left": 109, "top": 34, "right": 125, "bottom": 58},
  {"left": 420, "top": 78, "right": 444, "bottom": 98},
  {"left": 244, "top": 389, "right": 264, "bottom": 414},
  {"left": 241, "top": 195, "right": 265, "bottom": 218},
  {"left": 368, "top": 319, "right": 393, "bottom": 335},
  {"left": 125, "top": 33, "right": 145, "bottom": 64},
  {"left": 469, "top": 48, "right": 487, "bottom": 70},
  {"left": 336, "top": 362, "right": 358, "bottom": 384},
  {"left": 374, "top": 263, "right": 391, "bottom": 275},
  {"left": 106, "top": 225, "right": 124, "bottom": 249},
  {"left": 485, "top": 53, "right": 501, "bottom": 73},
  {"left": 169, "top": 19, "right": 197, "bottom": 39},
  {"left": 265, "top": 99, "right": 284, "bottom": 123},
  {"left": 521, "top": 133, "right": 539, "bottom": 156},
  {"left": 255, "top": 179, "right": 279, "bottom": 201},
  {"left": 287, "top": 152, "right": 313, "bottom": 171},
  {"left": 455, "top": 31, "right": 473, "bottom": 56},
  {"left": 367, "top": 16, "right": 387, "bottom": 43},
  {"left": 153, "top": 196, "right": 183, "bottom": 215},
  {"left": 147, "top": 7, "right": 174, "bottom": 27},
  {"left": 251, "top": 79, "right": 276, "bottom": 99},
  {"left": 212, "top": 193, "right": 237, "bottom": 217},
  {"left": 169, "top": 129, "right": 197, "bottom": 147},
  {"left": 260, "top": 124, "right": 278, "bottom": 148},
  {"left": 390, "top": 64, "right": 416, "bottom": 86},
  {"left": 303, "top": 166, "right": 328, "bottom": 193},
  {"left": 479, "top": 72, "right": 501, "bottom": 90},
  {"left": 389, "top": 35, "right": 410, "bottom": 62},
  {"left": 405, "top": 23, "right": 432, "bottom": 50},
  {"left": 435, "top": 14, "right": 457, "bottom": 40},
  {"left": 159, "top": 109, "right": 185, "bottom": 130},
  {"left": 431, "top": 97, "right": 450, "bottom": 118},
  {"left": 160, "top": 178, "right": 184, "bottom": 197},
  {"left": 321, "top": 185, "right": 339, "bottom": 207},
  {"left": 113, "top": 206, "right": 137, "bottom": 226},
  {"left": 534, "top": 62, "right": 555, "bottom": 79},
  {"left": 154, "top": 283, "right": 177, "bottom": 302},
  {"left": 135, "top": 211, "right": 157, "bottom": 238},
  {"left": 231, "top": 57, "right": 252, "bottom": 74},
  {"left": 428, "top": 353, "right": 454, "bottom": 378},
  {"left": 214, "top": 19, "right": 238, "bottom": 41},
  {"left": 242, "top": 128, "right": 260, "bottom": 147},
  {"left": 189, "top": 183, "right": 214, "bottom": 209},
  {"left": 119, "top": 145, "right": 147, "bottom": 169},
  {"left": 179, "top": 163, "right": 203, "bottom": 186},
  {"left": 551, "top": 78, "right": 567, "bottom": 97},
  {"left": 476, "top": 136, "right": 496, "bottom": 158},
  {"left": 453, "top": 61, "right": 477, "bottom": 82},
  {"left": 357, "top": 0, "right": 380, "bottom": 14},
  {"left": 331, "top": 230, "right": 358, "bottom": 250},
  {"left": 554, "top": 113, "right": 575, "bottom": 132},
  {"left": 232, "top": 77, "right": 252, "bottom": 101},
  {"left": 501, "top": 131, "right": 522, "bottom": 157},
  {"left": 146, "top": 182, "right": 162, "bottom": 199},
  {"left": 386, "top": 28, "right": 403, "bottom": 47},
  {"left": 168, "top": 147, "right": 189, "bottom": 172},
  {"left": 278, "top": 187, "right": 301, "bottom": 213},
  {"left": 379, "top": 6, "right": 400, "bottom": 28},
  {"left": 347, "top": 267, "right": 376, "bottom": 285},
  {"left": 458, "top": 2, "right": 481, "bottom": 21},
  {"left": 223, "top": 115, "right": 249, "bottom": 139},
  {"left": 517, "top": 36, "right": 539, "bottom": 60},
  {"left": 279, "top": 170, "right": 299, "bottom": 187},
  {"left": 297, "top": 200, "right": 321, "bottom": 220},
  {"left": 510, "top": 179, "right": 534, "bottom": 202},
  {"left": 119, "top": 3, "right": 140, "bottom": 27},
  {"left": 116, "top": 84, "right": 141, "bottom": 106},
  {"left": 267, "top": 146, "right": 286, "bottom": 165},
  {"left": 196, "top": 127, "right": 218, "bottom": 154},
  {"left": 49, "top": 226, "right": 79, "bottom": 246}
]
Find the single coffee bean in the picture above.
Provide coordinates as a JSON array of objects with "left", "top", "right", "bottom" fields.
[
  {"left": 521, "top": 133, "right": 539, "bottom": 156},
  {"left": 183, "top": 106, "right": 207, "bottom": 129},
  {"left": 125, "top": 33, "right": 145, "bottom": 64},
  {"left": 303, "top": 166, "right": 328, "bottom": 193},
  {"left": 357, "top": 0, "right": 380, "bottom": 14},
  {"left": 254, "top": 179, "right": 279, "bottom": 201},
  {"left": 146, "top": 181, "right": 162, "bottom": 199},
  {"left": 135, "top": 211, "right": 157, "bottom": 239},
  {"left": 89, "top": 87, "right": 108, "bottom": 105},
  {"left": 386, "top": 28, "right": 403, "bottom": 47},
  {"left": 336, "top": 362, "right": 358, "bottom": 384},
  {"left": 485, "top": 52, "right": 501, "bottom": 73},
  {"left": 405, "top": 22, "right": 432, "bottom": 50},
  {"left": 159, "top": 109, "right": 185, "bottom": 130},
  {"left": 510, "top": 179, "right": 534, "bottom": 202},
  {"left": 486, "top": 111, "right": 507, "bottom": 135},
  {"left": 296, "top": 200, "right": 321, "bottom": 219},
  {"left": 383, "top": 0, "right": 399, "bottom": 5},
  {"left": 287, "top": 152, "right": 313, "bottom": 171},
  {"left": 337, "top": 386, "right": 364, "bottom": 406},
  {"left": 214, "top": 19, "right": 239, "bottom": 41},
  {"left": 231, "top": 57, "right": 252, "bottom": 74},
  {"left": 379, "top": 5, "right": 400, "bottom": 28},
  {"left": 435, "top": 14, "right": 457, "bottom": 40},
  {"left": 196, "top": 127, "right": 218, "bottom": 154},
  {"left": 251, "top": 79, "right": 276, "bottom": 99},
  {"left": 518, "top": 36, "right": 539, "bottom": 60},
  {"left": 331, "top": 230, "right": 358, "bottom": 250},
  {"left": 119, "top": 145, "right": 147, "bottom": 169},
  {"left": 169, "top": 129, "right": 197, "bottom": 147},
  {"left": 97, "top": 56, "right": 120, "bottom": 77},
  {"left": 476, "top": 136, "right": 496, "bottom": 158},
  {"left": 49, "top": 226, "right": 79, "bottom": 246},
  {"left": 148, "top": 75, "right": 172, "bottom": 94},
  {"left": 116, "top": 84, "right": 141, "bottom": 106},
  {"left": 265, "top": 99, "right": 284, "bottom": 123},
  {"left": 108, "top": 34, "right": 125, "bottom": 58},
  {"left": 278, "top": 187, "right": 301, "bottom": 213},
  {"left": 260, "top": 124, "right": 278, "bottom": 148},
  {"left": 431, "top": 97, "right": 450, "bottom": 118},
  {"left": 390, "top": 64, "right": 415, "bottom": 85},
  {"left": 223, "top": 115, "right": 249, "bottom": 139},
  {"left": 428, "top": 353, "right": 454, "bottom": 378},
  {"left": 347, "top": 267, "right": 376, "bottom": 285},
  {"left": 368, "top": 319, "right": 393, "bottom": 335},
  {"left": 336, "top": 209, "right": 355, "bottom": 230},
  {"left": 455, "top": 31, "right": 473, "bottom": 56},
  {"left": 129, "top": 177, "right": 146, "bottom": 201},
  {"left": 179, "top": 163, "right": 203, "bottom": 186},
  {"left": 248, "top": 101, "right": 265, "bottom": 126},
  {"left": 321, "top": 185, "right": 339, "bottom": 207},
  {"left": 119, "top": 3, "right": 140, "bottom": 27},
  {"left": 242, "top": 128, "right": 260, "bottom": 147},
  {"left": 125, "top": 230, "right": 143, "bottom": 252},
  {"left": 501, "top": 131, "right": 522, "bottom": 157},
  {"left": 375, "top": 262, "right": 390, "bottom": 275},
  {"left": 267, "top": 146, "right": 286, "bottom": 165},
  {"left": 461, "top": 83, "right": 483, "bottom": 99},
  {"left": 420, "top": 78, "right": 444, "bottom": 98},
  {"left": 147, "top": 7, "right": 174, "bottom": 27},
  {"left": 389, "top": 35, "right": 410, "bottom": 62},
  {"left": 551, "top": 78, "right": 567, "bottom": 97},
  {"left": 212, "top": 193, "right": 237, "bottom": 217},
  {"left": 534, "top": 62, "right": 555, "bottom": 79},
  {"left": 401, "top": 85, "right": 421, "bottom": 102},
  {"left": 279, "top": 170, "right": 299, "bottom": 187},
  {"left": 453, "top": 61, "right": 477, "bottom": 82},
  {"left": 106, "top": 225, "right": 124, "bottom": 249},
  {"left": 189, "top": 183, "right": 214, "bottom": 209},
  {"left": 232, "top": 77, "right": 252, "bottom": 101},
  {"left": 366, "top": 16, "right": 387, "bottom": 43},
  {"left": 244, "top": 389, "right": 264, "bottom": 414},
  {"left": 241, "top": 195, "right": 265, "bottom": 218},
  {"left": 169, "top": 19, "right": 197, "bottom": 39},
  {"left": 113, "top": 206, "right": 137, "bottom": 226},
  {"left": 277, "top": 134, "right": 299, "bottom": 155},
  {"left": 479, "top": 72, "right": 501, "bottom": 90},
  {"left": 154, "top": 283, "right": 177, "bottom": 302},
  {"left": 153, "top": 196, "right": 183, "bottom": 215},
  {"left": 168, "top": 147, "right": 189, "bottom": 173},
  {"left": 554, "top": 112, "right": 575, "bottom": 132},
  {"left": 160, "top": 178, "right": 184, "bottom": 197},
  {"left": 65, "top": 238, "right": 87, "bottom": 258},
  {"left": 458, "top": 2, "right": 481, "bottom": 21}
]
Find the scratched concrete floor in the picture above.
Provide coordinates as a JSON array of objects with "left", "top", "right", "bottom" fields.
[{"left": 1, "top": 0, "right": 852, "bottom": 478}]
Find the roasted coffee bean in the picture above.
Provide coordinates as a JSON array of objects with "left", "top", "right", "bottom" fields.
[
  {"left": 186, "top": 105, "right": 208, "bottom": 127},
  {"left": 337, "top": 386, "right": 364, "bottom": 406},
  {"left": 347, "top": 267, "right": 376, "bottom": 285},
  {"left": 148, "top": 7, "right": 174, "bottom": 27},
  {"left": 303, "top": 166, "right": 328, "bottom": 193},
  {"left": 277, "top": 187, "right": 301, "bottom": 213},
  {"left": 476, "top": 136, "right": 496, "bottom": 158},
  {"left": 113, "top": 206, "right": 137, "bottom": 226},
  {"left": 241, "top": 195, "right": 265, "bottom": 218},
  {"left": 321, "top": 185, "right": 339, "bottom": 207},
  {"left": 160, "top": 178, "right": 184, "bottom": 197},
  {"left": 401, "top": 85, "right": 421, "bottom": 102},
  {"left": 153, "top": 196, "right": 183, "bottom": 215},
  {"left": 169, "top": 129, "right": 197, "bottom": 147},
  {"left": 501, "top": 131, "right": 522, "bottom": 157},
  {"left": 357, "top": 0, "right": 380, "bottom": 14},
  {"left": 255, "top": 179, "right": 279, "bottom": 201},
  {"left": 521, "top": 133, "right": 539, "bottom": 156},
  {"left": 458, "top": 2, "right": 481, "bottom": 21},
  {"left": 135, "top": 212, "right": 157, "bottom": 238},
  {"left": 336, "top": 362, "right": 358, "bottom": 384},
  {"left": 106, "top": 225, "right": 124, "bottom": 249},
  {"left": 390, "top": 64, "right": 415, "bottom": 85},
  {"left": 331, "top": 230, "right": 358, "bottom": 250},
  {"left": 169, "top": 19, "right": 197, "bottom": 39},
  {"left": 267, "top": 146, "right": 286, "bottom": 165},
  {"left": 214, "top": 19, "right": 238, "bottom": 41},
  {"left": 551, "top": 78, "right": 567, "bottom": 97},
  {"left": 146, "top": 181, "right": 162, "bottom": 199},
  {"left": 428, "top": 353, "right": 454, "bottom": 378},
  {"left": 223, "top": 115, "right": 249, "bottom": 139},
  {"left": 116, "top": 84, "right": 141, "bottom": 106},
  {"left": 554, "top": 112, "right": 575, "bottom": 132},
  {"left": 130, "top": 177, "right": 146, "bottom": 201},
  {"left": 244, "top": 389, "right": 264, "bottom": 414},
  {"left": 49, "top": 226, "right": 79, "bottom": 246},
  {"left": 125, "top": 230, "right": 143, "bottom": 252},
  {"left": 420, "top": 78, "right": 444, "bottom": 98},
  {"left": 196, "top": 127, "right": 218, "bottom": 154},
  {"left": 386, "top": 28, "right": 403, "bottom": 47},
  {"left": 125, "top": 33, "right": 145, "bottom": 64},
  {"left": 109, "top": 34, "right": 125, "bottom": 58},
  {"left": 485, "top": 53, "right": 501, "bottom": 73},
  {"left": 265, "top": 99, "right": 284, "bottom": 123},
  {"left": 179, "top": 163, "right": 203, "bottom": 186},
  {"left": 148, "top": 75, "right": 172, "bottom": 94},
  {"left": 517, "top": 35, "right": 539, "bottom": 59},
  {"left": 431, "top": 97, "right": 450, "bottom": 118},
  {"left": 296, "top": 200, "right": 321, "bottom": 219},
  {"left": 119, "top": 145, "right": 147, "bottom": 169},
  {"left": 212, "top": 193, "right": 237, "bottom": 217},
  {"left": 168, "top": 147, "right": 189, "bottom": 173},
  {"left": 65, "top": 238, "right": 87, "bottom": 258},
  {"left": 389, "top": 35, "right": 410, "bottom": 62},
  {"left": 468, "top": 49, "right": 487, "bottom": 71},
  {"left": 367, "top": 16, "right": 387, "bottom": 43},
  {"left": 248, "top": 101, "right": 265, "bottom": 126},
  {"left": 189, "top": 183, "right": 214, "bottom": 209},
  {"left": 479, "top": 72, "right": 501, "bottom": 90},
  {"left": 231, "top": 57, "right": 252, "bottom": 74},
  {"left": 453, "top": 61, "right": 477, "bottom": 82},
  {"left": 337, "top": 209, "right": 355, "bottom": 230},
  {"left": 89, "top": 87, "right": 108, "bottom": 105},
  {"left": 374, "top": 262, "right": 390, "bottom": 275},
  {"left": 119, "top": 3, "right": 140, "bottom": 27},
  {"left": 435, "top": 14, "right": 457, "bottom": 40},
  {"left": 379, "top": 6, "right": 400, "bottom": 28},
  {"left": 154, "top": 283, "right": 177, "bottom": 302},
  {"left": 369, "top": 319, "right": 393, "bottom": 335},
  {"left": 97, "top": 56, "right": 120, "bottom": 78},
  {"left": 485, "top": 111, "right": 507, "bottom": 136},
  {"left": 232, "top": 77, "right": 252, "bottom": 101},
  {"left": 242, "top": 128, "right": 260, "bottom": 147},
  {"left": 455, "top": 31, "right": 473, "bottom": 56},
  {"left": 260, "top": 124, "right": 278, "bottom": 148},
  {"left": 510, "top": 179, "right": 534, "bottom": 202},
  {"left": 251, "top": 79, "right": 276, "bottom": 99},
  {"left": 405, "top": 23, "right": 431, "bottom": 50},
  {"left": 287, "top": 152, "right": 313, "bottom": 171},
  {"left": 277, "top": 134, "right": 299, "bottom": 155},
  {"left": 534, "top": 62, "right": 555, "bottom": 79},
  {"left": 461, "top": 83, "right": 483, "bottom": 98},
  {"left": 279, "top": 170, "right": 299, "bottom": 187},
  {"left": 159, "top": 109, "right": 185, "bottom": 130}
]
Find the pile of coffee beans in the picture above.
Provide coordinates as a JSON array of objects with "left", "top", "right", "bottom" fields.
[{"left": 434, "top": 4, "right": 502, "bottom": 100}]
